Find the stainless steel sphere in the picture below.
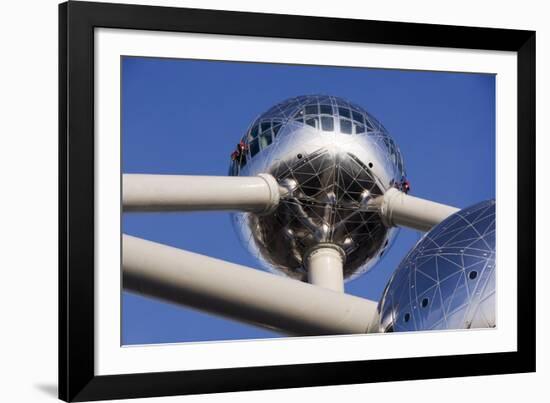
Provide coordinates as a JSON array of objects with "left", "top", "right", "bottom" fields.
[
  {"left": 378, "top": 199, "right": 496, "bottom": 332},
  {"left": 229, "top": 95, "right": 407, "bottom": 281}
]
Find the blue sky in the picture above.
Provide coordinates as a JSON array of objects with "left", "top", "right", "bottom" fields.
[{"left": 122, "top": 56, "right": 495, "bottom": 345}]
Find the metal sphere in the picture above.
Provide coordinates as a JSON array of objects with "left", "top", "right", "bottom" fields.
[
  {"left": 229, "top": 95, "right": 406, "bottom": 281},
  {"left": 378, "top": 199, "right": 496, "bottom": 332}
]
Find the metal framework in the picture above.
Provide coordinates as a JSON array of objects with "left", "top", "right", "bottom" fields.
[
  {"left": 230, "top": 95, "right": 410, "bottom": 283},
  {"left": 378, "top": 200, "right": 496, "bottom": 332},
  {"left": 122, "top": 173, "right": 458, "bottom": 335}
]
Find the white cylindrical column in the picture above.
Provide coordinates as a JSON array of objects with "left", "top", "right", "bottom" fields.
[
  {"left": 304, "top": 245, "right": 345, "bottom": 292},
  {"left": 123, "top": 173, "right": 280, "bottom": 214},
  {"left": 371, "top": 188, "right": 459, "bottom": 232},
  {"left": 123, "top": 235, "right": 379, "bottom": 335}
]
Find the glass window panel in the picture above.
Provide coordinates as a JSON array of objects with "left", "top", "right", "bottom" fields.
[
  {"left": 305, "top": 104, "right": 319, "bottom": 115},
  {"left": 260, "top": 122, "right": 271, "bottom": 133},
  {"left": 249, "top": 139, "right": 260, "bottom": 157},
  {"left": 320, "top": 104, "right": 333, "bottom": 115},
  {"left": 338, "top": 107, "right": 351, "bottom": 118},
  {"left": 250, "top": 124, "right": 259, "bottom": 139},
  {"left": 306, "top": 117, "right": 318, "bottom": 129},
  {"left": 397, "top": 154, "right": 404, "bottom": 173},
  {"left": 321, "top": 116, "right": 334, "bottom": 131},
  {"left": 340, "top": 118, "right": 352, "bottom": 134},
  {"left": 388, "top": 138, "right": 396, "bottom": 153},
  {"left": 259, "top": 133, "right": 272, "bottom": 148},
  {"left": 365, "top": 117, "right": 375, "bottom": 132},
  {"left": 272, "top": 124, "right": 281, "bottom": 137},
  {"left": 355, "top": 123, "right": 365, "bottom": 134},
  {"left": 352, "top": 110, "right": 364, "bottom": 124},
  {"left": 265, "top": 132, "right": 273, "bottom": 146}
]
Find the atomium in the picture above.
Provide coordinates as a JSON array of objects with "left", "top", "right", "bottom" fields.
[
  {"left": 378, "top": 199, "right": 496, "bottom": 332},
  {"left": 229, "top": 95, "right": 407, "bottom": 281}
]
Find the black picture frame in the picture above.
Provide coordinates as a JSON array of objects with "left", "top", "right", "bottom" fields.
[{"left": 59, "top": 1, "right": 536, "bottom": 401}]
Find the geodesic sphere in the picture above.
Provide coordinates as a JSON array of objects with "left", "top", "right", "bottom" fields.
[
  {"left": 230, "top": 95, "right": 406, "bottom": 281},
  {"left": 378, "top": 200, "right": 496, "bottom": 332}
]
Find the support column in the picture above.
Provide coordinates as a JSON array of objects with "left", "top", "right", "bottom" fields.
[{"left": 304, "top": 244, "right": 346, "bottom": 293}]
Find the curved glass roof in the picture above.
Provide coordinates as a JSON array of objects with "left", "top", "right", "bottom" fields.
[{"left": 230, "top": 95, "right": 405, "bottom": 177}]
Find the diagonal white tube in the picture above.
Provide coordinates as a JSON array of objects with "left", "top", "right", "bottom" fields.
[
  {"left": 370, "top": 188, "right": 459, "bottom": 232},
  {"left": 123, "top": 234, "right": 379, "bottom": 335},
  {"left": 123, "top": 173, "right": 280, "bottom": 214}
]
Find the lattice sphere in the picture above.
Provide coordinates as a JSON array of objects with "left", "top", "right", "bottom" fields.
[
  {"left": 229, "top": 95, "right": 407, "bottom": 281},
  {"left": 378, "top": 200, "right": 496, "bottom": 332}
]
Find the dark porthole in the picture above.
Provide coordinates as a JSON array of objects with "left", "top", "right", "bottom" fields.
[
  {"left": 297, "top": 153, "right": 303, "bottom": 159},
  {"left": 404, "top": 313, "right": 410, "bottom": 323},
  {"left": 368, "top": 162, "right": 374, "bottom": 168},
  {"left": 469, "top": 271, "right": 478, "bottom": 280},
  {"left": 421, "top": 298, "right": 429, "bottom": 308}
]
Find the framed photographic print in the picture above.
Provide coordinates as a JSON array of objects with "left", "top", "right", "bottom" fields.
[{"left": 59, "top": 1, "right": 536, "bottom": 401}]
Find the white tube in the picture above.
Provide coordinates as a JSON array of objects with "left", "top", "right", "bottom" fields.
[
  {"left": 123, "top": 173, "right": 280, "bottom": 214},
  {"left": 304, "top": 245, "right": 345, "bottom": 292},
  {"left": 371, "top": 188, "right": 459, "bottom": 232},
  {"left": 123, "top": 235, "right": 379, "bottom": 335}
]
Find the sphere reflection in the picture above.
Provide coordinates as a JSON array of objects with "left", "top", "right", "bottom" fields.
[
  {"left": 229, "top": 95, "right": 406, "bottom": 281},
  {"left": 378, "top": 200, "right": 496, "bottom": 332}
]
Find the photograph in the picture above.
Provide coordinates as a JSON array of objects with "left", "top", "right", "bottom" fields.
[
  {"left": 121, "top": 56, "right": 496, "bottom": 344},
  {"left": 53, "top": 1, "right": 536, "bottom": 401}
]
